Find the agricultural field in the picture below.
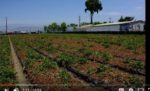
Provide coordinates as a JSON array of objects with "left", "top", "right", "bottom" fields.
[
  {"left": 0, "top": 36, "right": 16, "bottom": 84},
  {"left": 11, "top": 36, "right": 89, "bottom": 91},
  {"left": 0, "top": 36, "right": 16, "bottom": 90},
  {"left": 0, "top": 34, "right": 145, "bottom": 91}
]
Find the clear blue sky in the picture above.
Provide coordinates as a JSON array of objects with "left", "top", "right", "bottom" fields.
[{"left": 0, "top": 0, "right": 145, "bottom": 26}]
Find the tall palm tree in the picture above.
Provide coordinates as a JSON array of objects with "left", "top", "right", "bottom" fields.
[{"left": 85, "top": 0, "right": 103, "bottom": 24}]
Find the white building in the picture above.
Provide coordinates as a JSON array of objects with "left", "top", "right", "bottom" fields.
[{"left": 79, "top": 20, "right": 145, "bottom": 32}]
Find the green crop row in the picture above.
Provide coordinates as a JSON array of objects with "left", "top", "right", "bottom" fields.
[
  {"left": 57, "top": 52, "right": 89, "bottom": 66},
  {"left": 0, "top": 36, "right": 16, "bottom": 84},
  {"left": 78, "top": 48, "right": 112, "bottom": 63},
  {"left": 20, "top": 34, "right": 145, "bottom": 72},
  {"left": 11, "top": 34, "right": 145, "bottom": 87},
  {"left": 123, "top": 58, "right": 144, "bottom": 71},
  {"left": 11, "top": 36, "right": 73, "bottom": 84},
  {"left": 11, "top": 37, "right": 58, "bottom": 74}
]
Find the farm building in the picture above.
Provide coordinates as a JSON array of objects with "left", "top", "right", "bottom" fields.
[{"left": 79, "top": 20, "right": 145, "bottom": 32}]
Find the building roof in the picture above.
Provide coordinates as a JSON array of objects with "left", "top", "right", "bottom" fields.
[
  {"left": 94, "top": 21, "right": 133, "bottom": 27},
  {"left": 80, "top": 24, "right": 93, "bottom": 29},
  {"left": 80, "top": 20, "right": 145, "bottom": 29},
  {"left": 131, "top": 20, "right": 145, "bottom": 24}
]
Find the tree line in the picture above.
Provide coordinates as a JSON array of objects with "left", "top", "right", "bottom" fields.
[{"left": 44, "top": 22, "right": 78, "bottom": 33}]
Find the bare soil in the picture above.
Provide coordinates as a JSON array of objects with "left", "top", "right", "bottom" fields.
[{"left": 9, "top": 37, "right": 29, "bottom": 84}]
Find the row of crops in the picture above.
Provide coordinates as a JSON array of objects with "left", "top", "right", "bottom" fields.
[
  {"left": 11, "top": 36, "right": 91, "bottom": 91},
  {"left": 0, "top": 36, "right": 16, "bottom": 84},
  {"left": 10, "top": 34, "right": 145, "bottom": 90},
  {"left": 21, "top": 34, "right": 145, "bottom": 74},
  {"left": 23, "top": 34, "right": 145, "bottom": 61}
]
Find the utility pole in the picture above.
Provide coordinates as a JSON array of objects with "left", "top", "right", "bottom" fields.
[
  {"left": 109, "top": 17, "right": 112, "bottom": 23},
  {"left": 6, "top": 17, "right": 8, "bottom": 34},
  {"left": 79, "top": 16, "right": 81, "bottom": 28}
]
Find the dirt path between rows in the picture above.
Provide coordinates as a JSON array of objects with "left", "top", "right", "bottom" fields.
[{"left": 9, "top": 36, "right": 29, "bottom": 85}]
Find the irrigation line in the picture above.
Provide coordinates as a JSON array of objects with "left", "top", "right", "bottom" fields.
[
  {"left": 56, "top": 48, "right": 145, "bottom": 76},
  {"left": 27, "top": 44, "right": 118, "bottom": 91}
]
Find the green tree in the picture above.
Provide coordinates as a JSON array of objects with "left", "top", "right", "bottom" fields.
[
  {"left": 118, "top": 16, "right": 134, "bottom": 22},
  {"left": 85, "top": 0, "right": 103, "bottom": 24},
  {"left": 103, "top": 21, "right": 107, "bottom": 23},
  {"left": 61, "top": 22, "right": 67, "bottom": 32},
  {"left": 48, "top": 24, "right": 52, "bottom": 32},
  {"left": 118, "top": 16, "right": 124, "bottom": 22},
  {"left": 93, "top": 21, "right": 102, "bottom": 25},
  {"left": 124, "top": 16, "right": 134, "bottom": 21},
  {"left": 70, "top": 23, "right": 78, "bottom": 31},
  {"left": 57, "top": 25, "right": 61, "bottom": 32},
  {"left": 44, "top": 26, "right": 48, "bottom": 33},
  {"left": 48, "top": 22, "right": 59, "bottom": 32}
]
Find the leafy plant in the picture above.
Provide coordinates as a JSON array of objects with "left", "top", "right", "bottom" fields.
[
  {"left": 57, "top": 53, "right": 77, "bottom": 66},
  {"left": 129, "top": 61, "right": 144, "bottom": 71},
  {"left": 46, "top": 45, "right": 56, "bottom": 53},
  {"left": 123, "top": 58, "right": 144, "bottom": 71},
  {"left": 38, "top": 59, "right": 58, "bottom": 71},
  {"left": 122, "top": 40, "right": 138, "bottom": 51},
  {"left": 123, "top": 58, "right": 131, "bottom": 64},
  {"left": 0, "top": 67, "right": 16, "bottom": 83},
  {"left": 0, "top": 36, "right": 16, "bottom": 83},
  {"left": 27, "top": 51, "right": 43, "bottom": 60},
  {"left": 78, "top": 48, "right": 93, "bottom": 57},
  {"left": 78, "top": 58, "right": 89, "bottom": 64},
  {"left": 59, "top": 70, "right": 71, "bottom": 83},
  {"left": 87, "top": 68, "right": 96, "bottom": 75},
  {"left": 127, "top": 76, "right": 143, "bottom": 87},
  {"left": 101, "top": 52, "right": 112, "bottom": 63},
  {"left": 102, "top": 42, "right": 110, "bottom": 48},
  {"left": 97, "top": 64, "right": 107, "bottom": 73}
]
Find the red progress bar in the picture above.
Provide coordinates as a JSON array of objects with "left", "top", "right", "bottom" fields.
[{"left": 0, "top": 84, "right": 16, "bottom": 87}]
